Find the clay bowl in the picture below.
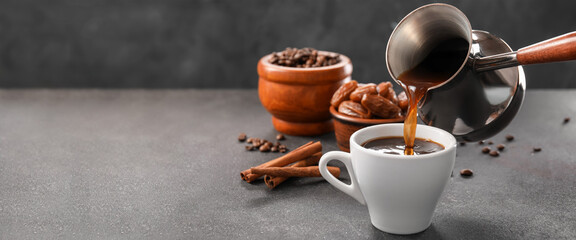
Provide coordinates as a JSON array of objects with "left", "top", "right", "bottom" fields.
[
  {"left": 330, "top": 106, "right": 405, "bottom": 152},
  {"left": 258, "top": 52, "right": 352, "bottom": 136}
]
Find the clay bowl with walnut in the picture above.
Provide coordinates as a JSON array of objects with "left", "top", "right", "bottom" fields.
[{"left": 258, "top": 50, "right": 352, "bottom": 136}]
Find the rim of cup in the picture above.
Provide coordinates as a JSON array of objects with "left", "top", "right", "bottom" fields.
[{"left": 349, "top": 123, "right": 457, "bottom": 159}]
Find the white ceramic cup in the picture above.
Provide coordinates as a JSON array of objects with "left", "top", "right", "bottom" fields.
[{"left": 319, "top": 123, "right": 457, "bottom": 234}]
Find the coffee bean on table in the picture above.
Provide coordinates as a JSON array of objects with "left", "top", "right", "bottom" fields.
[
  {"left": 564, "top": 117, "right": 570, "bottom": 124},
  {"left": 240, "top": 132, "right": 291, "bottom": 154},
  {"left": 482, "top": 147, "right": 491, "bottom": 154},
  {"left": 478, "top": 140, "right": 485, "bottom": 145},
  {"left": 279, "top": 145, "right": 288, "bottom": 153},
  {"left": 533, "top": 147, "right": 542, "bottom": 152},
  {"left": 259, "top": 144, "right": 271, "bottom": 152},
  {"left": 238, "top": 133, "right": 247, "bottom": 142},
  {"left": 489, "top": 150, "right": 500, "bottom": 157},
  {"left": 497, "top": 144, "right": 506, "bottom": 151},
  {"left": 505, "top": 134, "right": 515, "bottom": 141},
  {"left": 460, "top": 169, "right": 473, "bottom": 177},
  {"left": 276, "top": 133, "right": 286, "bottom": 141},
  {"left": 252, "top": 138, "right": 263, "bottom": 148}
]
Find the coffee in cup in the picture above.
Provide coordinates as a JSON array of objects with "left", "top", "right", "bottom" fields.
[
  {"left": 319, "top": 123, "right": 456, "bottom": 234},
  {"left": 362, "top": 136, "right": 444, "bottom": 155}
]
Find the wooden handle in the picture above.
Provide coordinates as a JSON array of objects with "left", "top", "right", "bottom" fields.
[{"left": 517, "top": 31, "right": 576, "bottom": 65}]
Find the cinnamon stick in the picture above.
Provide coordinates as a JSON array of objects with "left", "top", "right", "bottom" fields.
[
  {"left": 264, "top": 152, "right": 322, "bottom": 189},
  {"left": 252, "top": 166, "right": 340, "bottom": 178},
  {"left": 240, "top": 141, "right": 321, "bottom": 183}
]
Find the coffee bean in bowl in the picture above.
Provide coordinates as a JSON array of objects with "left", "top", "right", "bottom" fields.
[
  {"left": 258, "top": 47, "right": 352, "bottom": 136},
  {"left": 268, "top": 47, "right": 341, "bottom": 68}
]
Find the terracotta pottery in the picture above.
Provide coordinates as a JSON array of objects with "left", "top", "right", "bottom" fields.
[
  {"left": 330, "top": 106, "right": 405, "bottom": 152},
  {"left": 258, "top": 52, "right": 352, "bottom": 136}
]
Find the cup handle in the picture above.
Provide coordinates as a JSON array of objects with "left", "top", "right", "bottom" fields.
[{"left": 319, "top": 151, "right": 366, "bottom": 205}]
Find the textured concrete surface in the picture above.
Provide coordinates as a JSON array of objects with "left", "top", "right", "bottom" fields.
[{"left": 0, "top": 89, "right": 575, "bottom": 239}]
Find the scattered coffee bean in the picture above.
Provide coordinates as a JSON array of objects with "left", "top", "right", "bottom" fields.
[
  {"left": 238, "top": 133, "right": 247, "bottom": 142},
  {"left": 240, "top": 133, "right": 291, "bottom": 154},
  {"left": 459, "top": 142, "right": 466, "bottom": 146},
  {"left": 478, "top": 140, "right": 485, "bottom": 145},
  {"left": 460, "top": 169, "right": 473, "bottom": 177},
  {"left": 259, "top": 144, "right": 271, "bottom": 152},
  {"left": 268, "top": 47, "right": 341, "bottom": 68},
  {"left": 489, "top": 150, "right": 500, "bottom": 157},
  {"left": 497, "top": 144, "right": 506, "bottom": 151},
  {"left": 564, "top": 117, "right": 571, "bottom": 124},
  {"left": 487, "top": 141, "right": 493, "bottom": 145},
  {"left": 482, "top": 147, "right": 491, "bottom": 154},
  {"left": 252, "top": 138, "right": 262, "bottom": 148},
  {"left": 505, "top": 134, "right": 515, "bottom": 141},
  {"left": 276, "top": 133, "right": 286, "bottom": 141},
  {"left": 533, "top": 147, "right": 542, "bottom": 152}
]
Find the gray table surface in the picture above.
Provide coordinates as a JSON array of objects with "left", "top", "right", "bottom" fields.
[{"left": 0, "top": 89, "right": 575, "bottom": 239}]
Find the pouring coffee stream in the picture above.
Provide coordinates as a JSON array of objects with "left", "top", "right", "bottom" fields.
[
  {"left": 387, "top": 3, "right": 576, "bottom": 144},
  {"left": 396, "top": 37, "right": 469, "bottom": 154}
]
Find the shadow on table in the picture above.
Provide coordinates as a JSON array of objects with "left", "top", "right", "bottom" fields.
[
  {"left": 241, "top": 178, "right": 330, "bottom": 207},
  {"left": 370, "top": 216, "right": 515, "bottom": 240}
]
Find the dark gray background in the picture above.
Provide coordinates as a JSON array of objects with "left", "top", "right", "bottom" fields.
[{"left": 0, "top": 0, "right": 575, "bottom": 89}]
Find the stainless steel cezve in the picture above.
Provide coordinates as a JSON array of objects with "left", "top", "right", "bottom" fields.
[{"left": 386, "top": 3, "right": 576, "bottom": 141}]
